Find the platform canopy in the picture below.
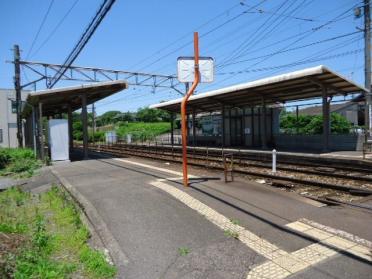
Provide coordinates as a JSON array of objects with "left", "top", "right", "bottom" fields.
[
  {"left": 23, "top": 80, "right": 128, "bottom": 116},
  {"left": 150, "top": 65, "right": 367, "bottom": 113}
]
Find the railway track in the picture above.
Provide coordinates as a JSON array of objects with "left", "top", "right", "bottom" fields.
[
  {"left": 84, "top": 143, "right": 372, "bottom": 202},
  {"left": 111, "top": 145, "right": 372, "bottom": 183}
]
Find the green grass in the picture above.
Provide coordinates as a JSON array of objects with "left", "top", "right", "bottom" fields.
[
  {"left": 224, "top": 229, "right": 239, "bottom": 239},
  {"left": 230, "top": 218, "right": 240, "bottom": 225},
  {"left": 0, "top": 148, "right": 41, "bottom": 178},
  {"left": 178, "top": 247, "right": 190, "bottom": 256},
  {"left": 0, "top": 186, "right": 116, "bottom": 278},
  {"left": 116, "top": 122, "right": 171, "bottom": 141}
]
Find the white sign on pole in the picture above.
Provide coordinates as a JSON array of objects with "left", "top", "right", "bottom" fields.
[{"left": 177, "top": 56, "right": 214, "bottom": 83}]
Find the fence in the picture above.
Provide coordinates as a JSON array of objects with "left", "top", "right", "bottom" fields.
[{"left": 273, "top": 133, "right": 363, "bottom": 151}]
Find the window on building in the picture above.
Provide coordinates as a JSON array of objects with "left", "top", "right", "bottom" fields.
[
  {"left": 0, "top": 129, "right": 3, "bottom": 143},
  {"left": 11, "top": 101, "right": 17, "bottom": 113}
]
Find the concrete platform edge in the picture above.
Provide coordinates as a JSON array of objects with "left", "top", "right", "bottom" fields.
[{"left": 50, "top": 167, "right": 130, "bottom": 270}]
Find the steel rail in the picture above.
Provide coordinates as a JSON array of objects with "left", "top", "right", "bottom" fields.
[
  {"left": 90, "top": 143, "right": 372, "bottom": 183},
  {"left": 85, "top": 144, "right": 372, "bottom": 195}
]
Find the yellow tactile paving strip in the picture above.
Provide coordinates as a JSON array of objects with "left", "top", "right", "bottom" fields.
[
  {"left": 287, "top": 220, "right": 372, "bottom": 262},
  {"left": 149, "top": 180, "right": 372, "bottom": 279},
  {"left": 110, "top": 158, "right": 371, "bottom": 278},
  {"left": 299, "top": 218, "right": 372, "bottom": 249}
]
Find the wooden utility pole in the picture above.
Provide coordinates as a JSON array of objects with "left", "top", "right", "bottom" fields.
[
  {"left": 364, "top": 0, "right": 371, "bottom": 134},
  {"left": 14, "top": 45, "right": 23, "bottom": 147}
]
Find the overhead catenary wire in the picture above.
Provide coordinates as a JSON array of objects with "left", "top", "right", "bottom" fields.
[
  {"left": 150, "top": 0, "right": 295, "bottom": 74},
  {"left": 153, "top": 1, "right": 349, "bottom": 75},
  {"left": 30, "top": 0, "right": 80, "bottom": 58},
  {"left": 201, "top": 9, "right": 361, "bottom": 91},
  {"left": 96, "top": 1, "right": 360, "bottom": 114},
  {"left": 156, "top": 0, "right": 361, "bottom": 76},
  {"left": 47, "top": 0, "right": 116, "bottom": 88},
  {"left": 219, "top": 30, "right": 362, "bottom": 68},
  {"left": 135, "top": 0, "right": 269, "bottom": 73},
  {"left": 218, "top": 0, "right": 307, "bottom": 67},
  {"left": 202, "top": 34, "right": 362, "bottom": 91},
  {"left": 218, "top": 3, "right": 356, "bottom": 69},
  {"left": 26, "top": 0, "right": 55, "bottom": 59},
  {"left": 216, "top": 49, "right": 363, "bottom": 76},
  {"left": 103, "top": 36, "right": 363, "bottom": 112},
  {"left": 245, "top": 6, "right": 315, "bottom": 22},
  {"left": 128, "top": 2, "right": 242, "bottom": 71},
  {"left": 206, "top": 11, "right": 358, "bottom": 92}
]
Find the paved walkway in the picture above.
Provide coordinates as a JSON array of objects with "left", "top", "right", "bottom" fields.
[{"left": 52, "top": 154, "right": 372, "bottom": 279}]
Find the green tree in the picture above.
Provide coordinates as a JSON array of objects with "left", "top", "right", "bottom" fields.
[
  {"left": 113, "top": 111, "right": 136, "bottom": 122},
  {"left": 136, "top": 107, "right": 170, "bottom": 122},
  {"left": 96, "top": 110, "right": 122, "bottom": 126},
  {"left": 72, "top": 121, "right": 83, "bottom": 140},
  {"left": 280, "top": 112, "right": 352, "bottom": 135}
]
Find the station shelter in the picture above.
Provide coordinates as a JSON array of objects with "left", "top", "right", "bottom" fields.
[
  {"left": 150, "top": 66, "right": 367, "bottom": 152},
  {"left": 22, "top": 80, "right": 128, "bottom": 161}
]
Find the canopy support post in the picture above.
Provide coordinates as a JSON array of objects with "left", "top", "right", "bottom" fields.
[{"left": 81, "top": 94, "right": 89, "bottom": 159}]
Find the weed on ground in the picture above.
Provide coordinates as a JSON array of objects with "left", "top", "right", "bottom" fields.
[
  {"left": 0, "top": 186, "right": 116, "bottom": 278},
  {"left": 224, "top": 229, "right": 239, "bottom": 239},
  {"left": 0, "top": 148, "right": 41, "bottom": 178},
  {"left": 178, "top": 247, "right": 190, "bottom": 256}
]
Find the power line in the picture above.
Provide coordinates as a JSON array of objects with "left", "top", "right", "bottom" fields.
[
  {"left": 26, "top": 0, "right": 55, "bottom": 59},
  {"left": 216, "top": 49, "right": 363, "bottom": 76},
  {"left": 205, "top": 1, "right": 357, "bottom": 64},
  {"left": 202, "top": 35, "right": 362, "bottom": 91},
  {"left": 30, "top": 0, "right": 80, "bottom": 58},
  {"left": 141, "top": 0, "right": 270, "bottom": 75},
  {"left": 218, "top": 4, "right": 356, "bottom": 71},
  {"left": 128, "top": 2, "right": 242, "bottom": 71},
  {"left": 219, "top": 0, "right": 303, "bottom": 66},
  {"left": 148, "top": 0, "right": 302, "bottom": 75},
  {"left": 220, "top": 31, "right": 362, "bottom": 68},
  {"left": 157, "top": 1, "right": 314, "bottom": 76},
  {"left": 251, "top": 12, "right": 355, "bottom": 68},
  {"left": 48, "top": 0, "right": 116, "bottom": 88},
  {"left": 245, "top": 7, "right": 315, "bottom": 22},
  {"left": 136, "top": 0, "right": 268, "bottom": 72}
]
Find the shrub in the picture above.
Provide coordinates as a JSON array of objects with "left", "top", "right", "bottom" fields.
[
  {"left": 0, "top": 148, "right": 40, "bottom": 177},
  {"left": 0, "top": 149, "right": 11, "bottom": 169},
  {"left": 116, "top": 122, "right": 171, "bottom": 142},
  {"left": 280, "top": 112, "right": 353, "bottom": 135},
  {"left": 89, "top": 131, "right": 105, "bottom": 142}
]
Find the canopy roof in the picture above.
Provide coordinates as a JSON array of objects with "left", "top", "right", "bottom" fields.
[
  {"left": 150, "top": 65, "right": 367, "bottom": 113},
  {"left": 23, "top": 80, "right": 128, "bottom": 116}
]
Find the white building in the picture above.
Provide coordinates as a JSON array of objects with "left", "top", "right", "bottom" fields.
[{"left": 0, "top": 89, "right": 30, "bottom": 148}]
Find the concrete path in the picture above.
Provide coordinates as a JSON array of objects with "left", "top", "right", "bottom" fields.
[{"left": 52, "top": 154, "right": 372, "bottom": 279}]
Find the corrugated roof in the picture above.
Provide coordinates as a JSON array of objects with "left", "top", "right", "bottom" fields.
[{"left": 150, "top": 65, "right": 367, "bottom": 113}]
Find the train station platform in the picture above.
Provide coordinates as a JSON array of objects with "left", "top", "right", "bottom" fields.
[{"left": 51, "top": 151, "right": 372, "bottom": 279}]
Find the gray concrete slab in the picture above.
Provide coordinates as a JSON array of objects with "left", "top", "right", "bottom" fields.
[
  {"left": 52, "top": 155, "right": 372, "bottom": 279},
  {"left": 0, "top": 167, "right": 58, "bottom": 191},
  {"left": 289, "top": 254, "right": 372, "bottom": 279},
  {"left": 54, "top": 159, "right": 263, "bottom": 279},
  {"left": 0, "top": 176, "right": 21, "bottom": 189}
]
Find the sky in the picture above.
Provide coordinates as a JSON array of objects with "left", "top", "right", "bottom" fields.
[{"left": 0, "top": 0, "right": 366, "bottom": 115}]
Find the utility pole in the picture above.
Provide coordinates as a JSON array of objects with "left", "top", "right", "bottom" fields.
[
  {"left": 364, "top": 0, "right": 371, "bottom": 136},
  {"left": 13, "top": 45, "right": 23, "bottom": 147}
]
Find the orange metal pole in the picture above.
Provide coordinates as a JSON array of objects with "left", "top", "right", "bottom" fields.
[{"left": 181, "top": 32, "right": 200, "bottom": 187}]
